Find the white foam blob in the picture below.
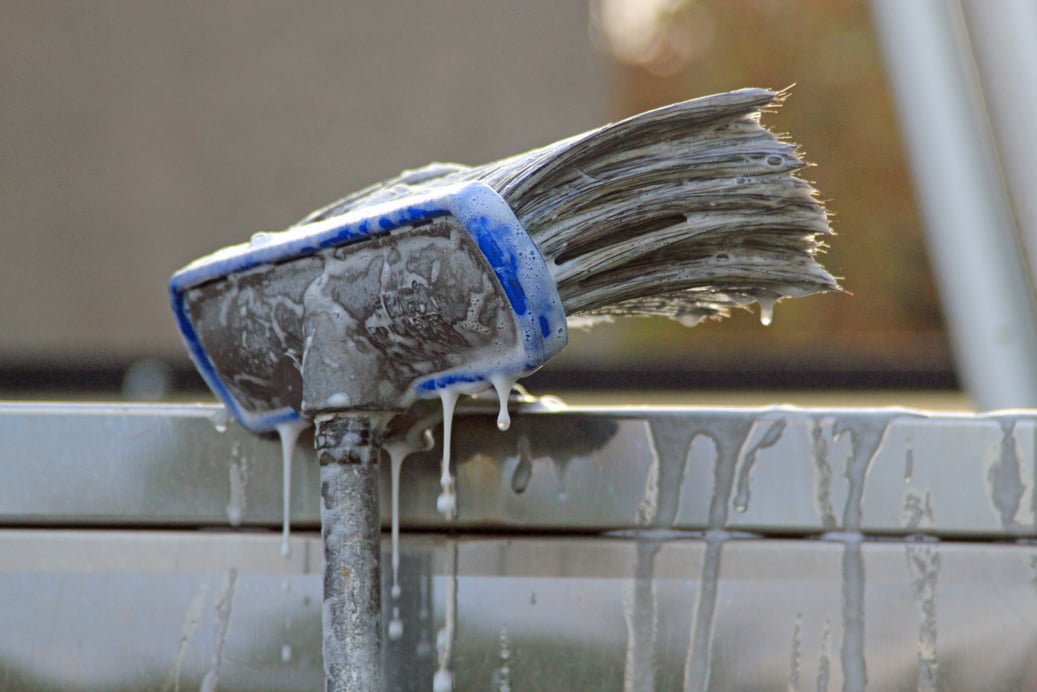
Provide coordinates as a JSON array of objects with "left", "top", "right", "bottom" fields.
[{"left": 490, "top": 374, "right": 515, "bottom": 431}]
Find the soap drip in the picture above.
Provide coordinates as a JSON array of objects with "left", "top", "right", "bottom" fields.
[
  {"left": 390, "top": 446, "right": 406, "bottom": 599},
  {"left": 490, "top": 375, "right": 516, "bottom": 431},
  {"left": 384, "top": 415, "right": 436, "bottom": 640},
  {"left": 276, "top": 420, "right": 310, "bottom": 558},
  {"left": 757, "top": 294, "right": 778, "bottom": 326},
  {"left": 436, "top": 389, "right": 460, "bottom": 519},
  {"left": 433, "top": 540, "right": 458, "bottom": 692}
]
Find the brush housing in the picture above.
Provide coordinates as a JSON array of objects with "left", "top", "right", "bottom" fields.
[{"left": 171, "top": 182, "right": 567, "bottom": 433}]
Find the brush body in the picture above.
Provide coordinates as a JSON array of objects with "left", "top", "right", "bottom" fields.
[{"left": 171, "top": 183, "right": 565, "bottom": 431}]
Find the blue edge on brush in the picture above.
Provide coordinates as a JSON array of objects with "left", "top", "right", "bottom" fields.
[{"left": 170, "top": 181, "right": 569, "bottom": 434}]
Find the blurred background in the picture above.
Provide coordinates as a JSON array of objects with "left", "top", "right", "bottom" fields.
[{"left": 1, "top": 0, "right": 1021, "bottom": 408}]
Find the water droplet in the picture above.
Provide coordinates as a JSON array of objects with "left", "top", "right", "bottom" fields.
[
  {"left": 757, "top": 294, "right": 778, "bottom": 326},
  {"left": 211, "top": 407, "right": 231, "bottom": 433},
  {"left": 389, "top": 614, "right": 404, "bottom": 640},
  {"left": 433, "top": 669, "right": 453, "bottom": 692},
  {"left": 497, "top": 627, "right": 512, "bottom": 691},
  {"left": 491, "top": 375, "right": 514, "bottom": 431},
  {"left": 436, "top": 490, "right": 457, "bottom": 518}
]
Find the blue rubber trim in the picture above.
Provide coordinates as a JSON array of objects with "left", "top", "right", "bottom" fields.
[
  {"left": 169, "top": 284, "right": 303, "bottom": 432},
  {"left": 170, "top": 181, "right": 568, "bottom": 433}
]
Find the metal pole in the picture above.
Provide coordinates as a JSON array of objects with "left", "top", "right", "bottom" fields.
[
  {"left": 870, "top": 0, "right": 1037, "bottom": 409},
  {"left": 961, "top": 0, "right": 1037, "bottom": 293},
  {"left": 315, "top": 414, "right": 385, "bottom": 692}
]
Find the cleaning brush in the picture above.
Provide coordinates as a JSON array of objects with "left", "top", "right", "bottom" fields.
[{"left": 170, "top": 86, "right": 836, "bottom": 690}]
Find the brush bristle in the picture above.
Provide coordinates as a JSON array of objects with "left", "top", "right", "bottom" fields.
[{"left": 298, "top": 88, "right": 838, "bottom": 325}]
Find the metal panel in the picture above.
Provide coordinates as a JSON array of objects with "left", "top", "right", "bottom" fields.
[
  {"left": 0, "top": 402, "right": 322, "bottom": 527},
  {"left": 2, "top": 403, "right": 1037, "bottom": 538},
  {"left": 2, "top": 530, "right": 1036, "bottom": 690}
]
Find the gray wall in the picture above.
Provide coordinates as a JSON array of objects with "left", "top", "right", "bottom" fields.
[{"left": 1, "top": 2, "right": 610, "bottom": 361}]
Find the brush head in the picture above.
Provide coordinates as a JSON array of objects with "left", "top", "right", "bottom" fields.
[{"left": 303, "top": 88, "right": 837, "bottom": 325}]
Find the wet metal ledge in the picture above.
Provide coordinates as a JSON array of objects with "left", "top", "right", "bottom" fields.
[
  {"left": 1, "top": 401, "right": 1035, "bottom": 538},
  {"left": 1, "top": 530, "right": 1035, "bottom": 690}
]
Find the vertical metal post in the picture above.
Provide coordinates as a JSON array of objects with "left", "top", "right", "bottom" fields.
[
  {"left": 870, "top": 0, "right": 1037, "bottom": 409},
  {"left": 961, "top": 0, "right": 1037, "bottom": 295},
  {"left": 315, "top": 414, "right": 385, "bottom": 692}
]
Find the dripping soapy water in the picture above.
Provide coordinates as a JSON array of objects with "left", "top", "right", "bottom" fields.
[
  {"left": 906, "top": 543, "right": 941, "bottom": 690},
  {"left": 433, "top": 376, "right": 517, "bottom": 519},
  {"left": 684, "top": 417, "right": 753, "bottom": 692},
  {"left": 988, "top": 417, "right": 1027, "bottom": 530},
  {"left": 210, "top": 406, "right": 231, "bottom": 434},
  {"left": 226, "top": 441, "right": 247, "bottom": 527},
  {"left": 732, "top": 416, "right": 787, "bottom": 513},
  {"left": 490, "top": 374, "right": 516, "bottom": 431},
  {"left": 383, "top": 375, "right": 517, "bottom": 641},
  {"left": 816, "top": 618, "right": 832, "bottom": 690},
  {"left": 496, "top": 626, "right": 512, "bottom": 692},
  {"left": 384, "top": 419, "right": 435, "bottom": 641},
  {"left": 623, "top": 540, "right": 661, "bottom": 691},
  {"left": 388, "top": 444, "right": 406, "bottom": 640},
  {"left": 434, "top": 539, "right": 459, "bottom": 692},
  {"left": 757, "top": 293, "right": 778, "bottom": 326},
  {"left": 437, "top": 389, "right": 460, "bottom": 519},
  {"left": 788, "top": 612, "right": 802, "bottom": 692},
  {"left": 276, "top": 420, "right": 310, "bottom": 558},
  {"left": 832, "top": 412, "right": 899, "bottom": 692}
]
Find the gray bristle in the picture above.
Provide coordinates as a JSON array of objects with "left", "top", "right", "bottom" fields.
[{"left": 298, "top": 87, "right": 838, "bottom": 324}]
